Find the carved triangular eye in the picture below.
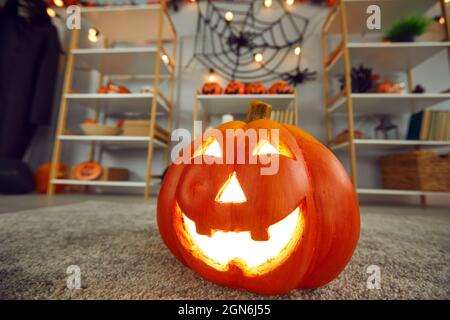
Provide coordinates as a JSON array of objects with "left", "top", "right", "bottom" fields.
[
  {"left": 253, "top": 140, "right": 279, "bottom": 156},
  {"left": 215, "top": 172, "right": 247, "bottom": 203},
  {"left": 193, "top": 137, "right": 223, "bottom": 158},
  {"left": 252, "top": 139, "right": 294, "bottom": 158}
]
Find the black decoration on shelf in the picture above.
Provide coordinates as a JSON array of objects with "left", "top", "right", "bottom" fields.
[
  {"left": 340, "top": 64, "right": 375, "bottom": 93},
  {"left": 185, "top": 0, "right": 321, "bottom": 85},
  {"left": 412, "top": 84, "right": 426, "bottom": 94}
]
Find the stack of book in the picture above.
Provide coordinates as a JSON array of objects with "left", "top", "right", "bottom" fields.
[{"left": 406, "top": 110, "right": 450, "bottom": 141}]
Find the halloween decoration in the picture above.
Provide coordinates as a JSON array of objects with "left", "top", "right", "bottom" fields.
[
  {"left": 412, "top": 84, "right": 426, "bottom": 93},
  {"left": 269, "top": 80, "right": 295, "bottom": 94},
  {"left": 376, "top": 80, "right": 403, "bottom": 94},
  {"left": 186, "top": 0, "right": 318, "bottom": 85},
  {"left": 34, "top": 163, "right": 66, "bottom": 193},
  {"left": 330, "top": 130, "right": 364, "bottom": 145},
  {"left": 157, "top": 101, "right": 360, "bottom": 295},
  {"left": 245, "top": 82, "right": 267, "bottom": 95},
  {"left": 340, "top": 65, "right": 378, "bottom": 93},
  {"left": 224, "top": 81, "right": 245, "bottom": 95},
  {"left": 201, "top": 82, "right": 223, "bottom": 95},
  {"left": 375, "top": 116, "right": 399, "bottom": 140},
  {"left": 384, "top": 15, "right": 431, "bottom": 42},
  {"left": 74, "top": 161, "right": 102, "bottom": 181},
  {"left": 98, "top": 82, "right": 130, "bottom": 94}
]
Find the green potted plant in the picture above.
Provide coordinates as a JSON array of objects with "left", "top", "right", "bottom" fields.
[{"left": 383, "top": 15, "right": 431, "bottom": 42}]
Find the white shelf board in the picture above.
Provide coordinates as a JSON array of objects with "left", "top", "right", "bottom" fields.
[
  {"left": 328, "top": 42, "right": 450, "bottom": 74},
  {"left": 80, "top": 5, "right": 175, "bottom": 42},
  {"left": 331, "top": 139, "right": 450, "bottom": 151},
  {"left": 59, "top": 135, "right": 166, "bottom": 149},
  {"left": 198, "top": 94, "right": 295, "bottom": 116},
  {"left": 329, "top": 94, "right": 450, "bottom": 114},
  {"left": 327, "top": 0, "right": 437, "bottom": 34},
  {"left": 72, "top": 47, "right": 171, "bottom": 76},
  {"left": 65, "top": 93, "right": 169, "bottom": 114},
  {"left": 51, "top": 179, "right": 146, "bottom": 188},
  {"left": 357, "top": 188, "right": 450, "bottom": 197}
]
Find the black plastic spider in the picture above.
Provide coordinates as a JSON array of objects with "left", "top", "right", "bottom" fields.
[{"left": 282, "top": 68, "right": 317, "bottom": 86}]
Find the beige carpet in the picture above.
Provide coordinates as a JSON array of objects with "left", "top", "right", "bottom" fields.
[{"left": 0, "top": 200, "right": 448, "bottom": 299}]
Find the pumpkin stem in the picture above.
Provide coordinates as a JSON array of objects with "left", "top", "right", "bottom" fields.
[{"left": 246, "top": 100, "right": 272, "bottom": 122}]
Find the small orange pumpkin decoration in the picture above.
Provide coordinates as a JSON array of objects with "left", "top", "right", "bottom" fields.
[
  {"left": 224, "top": 81, "right": 245, "bottom": 95},
  {"left": 74, "top": 161, "right": 102, "bottom": 181},
  {"left": 158, "top": 101, "right": 360, "bottom": 295},
  {"left": 245, "top": 82, "right": 267, "bottom": 94},
  {"left": 34, "top": 163, "right": 67, "bottom": 193},
  {"left": 98, "top": 82, "right": 130, "bottom": 94},
  {"left": 269, "top": 80, "right": 294, "bottom": 94},
  {"left": 201, "top": 82, "right": 223, "bottom": 95}
]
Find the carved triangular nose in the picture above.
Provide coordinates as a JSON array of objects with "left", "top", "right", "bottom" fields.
[{"left": 215, "top": 171, "right": 247, "bottom": 203}]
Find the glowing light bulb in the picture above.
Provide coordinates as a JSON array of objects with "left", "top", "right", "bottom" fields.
[
  {"left": 294, "top": 46, "right": 301, "bottom": 55},
  {"left": 208, "top": 70, "right": 216, "bottom": 82},
  {"left": 254, "top": 53, "right": 263, "bottom": 63},
  {"left": 264, "top": 0, "right": 272, "bottom": 8},
  {"left": 225, "top": 11, "right": 234, "bottom": 22},
  {"left": 54, "top": 0, "right": 64, "bottom": 7},
  {"left": 445, "top": 0, "right": 449, "bottom": 4},
  {"left": 88, "top": 28, "right": 100, "bottom": 43},
  {"left": 439, "top": 16, "right": 445, "bottom": 25},
  {"left": 46, "top": 8, "right": 56, "bottom": 17},
  {"left": 162, "top": 54, "right": 170, "bottom": 65},
  {"left": 286, "top": 0, "right": 295, "bottom": 6}
]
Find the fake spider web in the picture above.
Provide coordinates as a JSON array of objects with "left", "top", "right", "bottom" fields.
[{"left": 189, "top": 0, "right": 317, "bottom": 85}]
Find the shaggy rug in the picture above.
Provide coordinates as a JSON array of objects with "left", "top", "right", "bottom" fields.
[{"left": 0, "top": 200, "right": 448, "bottom": 299}]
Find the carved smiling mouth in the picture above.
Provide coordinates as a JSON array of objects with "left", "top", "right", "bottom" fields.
[{"left": 177, "top": 205, "right": 304, "bottom": 274}]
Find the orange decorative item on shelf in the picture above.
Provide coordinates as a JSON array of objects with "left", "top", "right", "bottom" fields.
[
  {"left": 376, "top": 80, "right": 402, "bottom": 94},
  {"left": 201, "top": 82, "right": 223, "bottom": 95},
  {"left": 157, "top": 101, "right": 360, "bottom": 295},
  {"left": 74, "top": 161, "right": 102, "bottom": 181},
  {"left": 34, "top": 163, "right": 67, "bottom": 194},
  {"left": 269, "top": 80, "right": 294, "bottom": 94},
  {"left": 98, "top": 82, "right": 130, "bottom": 94},
  {"left": 331, "top": 130, "right": 364, "bottom": 146},
  {"left": 224, "top": 81, "right": 245, "bottom": 94},
  {"left": 245, "top": 82, "right": 267, "bottom": 94}
]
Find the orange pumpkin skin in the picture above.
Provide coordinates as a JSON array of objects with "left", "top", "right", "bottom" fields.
[
  {"left": 157, "top": 120, "right": 360, "bottom": 295},
  {"left": 34, "top": 163, "right": 67, "bottom": 193},
  {"left": 269, "top": 80, "right": 294, "bottom": 94},
  {"left": 202, "top": 82, "right": 223, "bottom": 95},
  {"left": 224, "top": 81, "right": 245, "bottom": 95},
  {"left": 245, "top": 82, "right": 267, "bottom": 94}
]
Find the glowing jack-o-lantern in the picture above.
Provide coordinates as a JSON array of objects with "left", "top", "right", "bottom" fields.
[{"left": 157, "top": 101, "right": 360, "bottom": 295}]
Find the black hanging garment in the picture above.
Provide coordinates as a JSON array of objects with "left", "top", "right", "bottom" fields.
[{"left": 0, "top": 0, "right": 60, "bottom": 159}]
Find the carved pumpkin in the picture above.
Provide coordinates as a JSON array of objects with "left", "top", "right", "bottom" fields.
[
  {"left": 245, "top": 82, "right": 267, "bottom": 94},
  {"left": 201, "top": 82, "right": 223, "bottom": 95},
  {"left": 224, "top": 81, "right": 245, "bottom": 95},
  {"left": 34, "top": 163, "right": 67, "bottom": 193},
  {"left": 269, "top": 80, "right": 294, "bottom": 94},
  {"left": 74, "top": 161, "right": 102, "bottom": 181},
  {"left": 157, "top": 101, "right": 360, "bottom": 295}
]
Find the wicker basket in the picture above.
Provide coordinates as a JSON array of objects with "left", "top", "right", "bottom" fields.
[{"left": 381, "top": 151, "right": 450, "bottom": 191}]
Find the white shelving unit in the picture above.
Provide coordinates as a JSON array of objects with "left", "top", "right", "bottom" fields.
[
  {"left": 48, "top": 2, "right": 177, "bottom": 199},
  {"left": 194, "top": 93, "right": 298, "bottom": 130},
  {"left": 331, "top": 139, "right": 450, "bottom": 151},
  {"left": 321, "top": 0, "right": 450, "bottom": 199}
]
